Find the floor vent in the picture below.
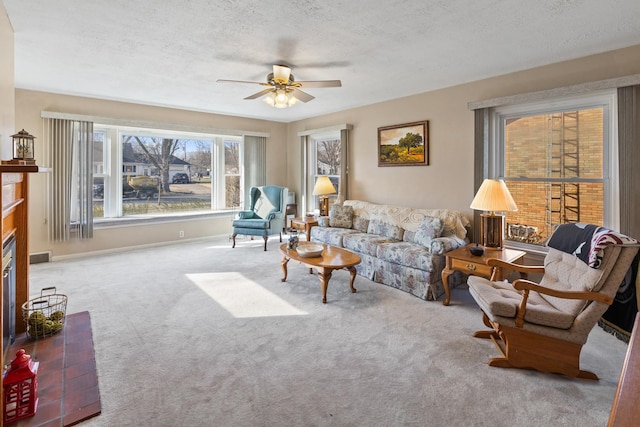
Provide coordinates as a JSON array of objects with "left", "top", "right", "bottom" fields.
[{"left": 30, "top": 251, "right": 52, "bottom": 264}]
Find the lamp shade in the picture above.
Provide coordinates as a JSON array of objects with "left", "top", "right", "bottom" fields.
[
  {"left": 470, "top": 179, "right": 518, "bottom": 213},
  {"left": 312, "top": 176, "right": 337, "bottom": 196}
]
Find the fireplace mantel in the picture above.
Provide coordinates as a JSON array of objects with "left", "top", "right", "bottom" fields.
[{"left": 1, "top": 164, "right": 41, "bottom": 364}]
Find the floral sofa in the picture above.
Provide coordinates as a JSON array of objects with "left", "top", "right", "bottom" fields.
[{"left": 310, "top": 200, "right": 471, "bottom": 301}]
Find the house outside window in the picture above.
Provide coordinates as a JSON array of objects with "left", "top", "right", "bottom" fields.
[
  {"left": 93, "top": 125, "right": 243, "bottom": 219},
  {"left": 490, "top": 90, "right": 617, "bottom": 248}
]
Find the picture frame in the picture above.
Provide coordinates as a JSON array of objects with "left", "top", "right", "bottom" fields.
[{"left": 378, "top": 120, "right": 429, "bottom": 167}]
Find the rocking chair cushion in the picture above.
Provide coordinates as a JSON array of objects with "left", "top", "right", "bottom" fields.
[
  {"left": 468, "top": 276, "right": 577, "bottom": 329},
  {"left": 467, "top": 277, "right": 519, "bottom": 318},
  {"left": 538, "top": 248, "right": 615, "bottom": 317}
]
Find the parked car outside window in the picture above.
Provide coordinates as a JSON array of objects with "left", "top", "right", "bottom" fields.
[{"left": 172, "top": 173, "right": 190, "bottom": 184}]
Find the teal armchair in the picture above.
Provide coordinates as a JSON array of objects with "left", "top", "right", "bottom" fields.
[{"left": 232, "top": 185, "right": 289, "bottom": 251}]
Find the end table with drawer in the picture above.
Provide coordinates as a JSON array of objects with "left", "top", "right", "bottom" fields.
[
  {"left": 290, "top": 217, "right": 318, "bottom": 241},
  {"left": 441, "top": 244, "right": 526, "bottom": 306}
]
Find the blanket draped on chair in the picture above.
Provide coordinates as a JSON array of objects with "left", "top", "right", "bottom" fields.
[{"left": 547, "top": 223, "right": 640, "bottom": 335}]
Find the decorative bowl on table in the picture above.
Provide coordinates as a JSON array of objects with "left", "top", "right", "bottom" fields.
[
  {"left": 296, "top": 243, "right": 324, "bottom": 258},
  {"left": 469, "top": 244, "right": 485, "bottom": 256}
]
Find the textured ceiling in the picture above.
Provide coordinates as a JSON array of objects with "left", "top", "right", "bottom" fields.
[{"left": 4, "top": 0, "right": 640, "bottom": 123}]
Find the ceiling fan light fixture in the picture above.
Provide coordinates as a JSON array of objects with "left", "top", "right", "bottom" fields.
[
  {"left": 263, "top": 92, "right": 276, "bottom": 107},
  {"left": 220, "top": 64, "right": 340, "bottom": 108},
  {"left": 275, "top": 89, "right": 288, "bottom": 103},
  {"left": 263, "top": 88, "right": 298, "bottom": 108}
]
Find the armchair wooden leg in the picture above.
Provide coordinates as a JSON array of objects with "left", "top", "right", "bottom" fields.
[
  {"left": 263, "top": 236, "right": 268, "bottom": 251},
  {"left": 232, "top": 234, "right": 237, "bottom": 248},
  {"left": 279, "top": 232, "right": 282, "bottom": 242}
]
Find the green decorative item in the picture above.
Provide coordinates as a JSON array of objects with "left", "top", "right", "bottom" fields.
[
  {"left": 49, "top": 310, "right": 65, "bottom": 321},
  {"left": 28, "top": 311, "right": 46, "bottom": 326}
]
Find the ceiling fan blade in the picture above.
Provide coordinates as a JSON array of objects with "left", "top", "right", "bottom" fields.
[
  {"left": 273, "top": 65, "right": 291, "bottom": 81},
  {"left": 298, "top": 80, "right": 342, "bottom": 88},
  {"left": 217, "top": 79, "right": 266, "bottom": 85},
  {"left": 244, "top": 88, "right": 274, "bottom": 100},
  {"left": 291, "top": 88, "right": 315, "bottom": 103}
]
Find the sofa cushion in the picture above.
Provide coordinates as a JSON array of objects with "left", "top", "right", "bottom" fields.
[
  {"left": 353, "top": 215, "right": 369, "bottom": 232},
  {"left": 367, "top": 216, "right": 404, "bottom": 240},
  {"left": 311, "top": 227, "right": 359, "bottom": 247},
  {"left": 343, "top": 233, "right": 398, "bottom": 257},
  {"left": 430, "top": 236, "right": 467, "bottom": 255},
  {"left": 403, "top": 230, "right": 417, "bottom": 244},
  {"left": 329, "top": 205, "right": 354, "bottom": 228},
  {"left": 413, "top": 216, "right": 444, "bottom": 247},
  {"left": 376, "top": 242, "right": 436, "bottom": 271}
]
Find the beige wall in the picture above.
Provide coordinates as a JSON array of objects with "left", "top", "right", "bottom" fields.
[
  {"left": 287, "top": 44, "right": 640, "bottom": 223},
  {"left": 1, "top": 3, "right": 15, "bottom": 160},
  {"left": 14, "top": 90, "right": 288, "bottom": 257}
]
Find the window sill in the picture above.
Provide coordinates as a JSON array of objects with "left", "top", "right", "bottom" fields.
[{"left": 93, "top": 210, "right": 235, "bottom": 229}]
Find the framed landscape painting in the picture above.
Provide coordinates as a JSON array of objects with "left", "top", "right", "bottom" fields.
[{"left": 378, "top": 120, "right": 429, "bottom": 167}]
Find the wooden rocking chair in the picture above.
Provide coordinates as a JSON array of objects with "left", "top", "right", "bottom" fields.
[{"left": 467, "top": 240, "right": 638, "bottom": 380}]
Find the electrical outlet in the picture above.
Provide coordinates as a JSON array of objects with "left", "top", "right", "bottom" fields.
[{"left": 179, "top": 231, "right": 184, "bottom": 238}]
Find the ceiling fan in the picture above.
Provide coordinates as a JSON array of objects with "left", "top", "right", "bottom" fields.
[{"left": 217, "top": 64, "right": 341, "bottom": 108}]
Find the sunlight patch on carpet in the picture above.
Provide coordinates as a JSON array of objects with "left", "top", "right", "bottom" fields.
[{"left": 187, "top": 272, "right": 307, "bottom": 318}]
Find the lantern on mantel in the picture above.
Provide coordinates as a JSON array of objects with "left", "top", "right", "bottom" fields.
[
  {"left": 2, "top": 349, "right": 39, "bottom": 424},
  {"left": 10, "top": 129, "right": 36, "bottom": 164}
]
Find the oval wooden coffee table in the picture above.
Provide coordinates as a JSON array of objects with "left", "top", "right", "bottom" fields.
[{"left": 279, "top": 242, "right": 361, "bottom": 303}]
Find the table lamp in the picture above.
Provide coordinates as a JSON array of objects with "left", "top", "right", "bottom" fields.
[
  {"left": 470, "top": 179, "right": 518, "bottom": 249},
  {"left": 312, "top": 176, "right": 336, "bottom": 216}
]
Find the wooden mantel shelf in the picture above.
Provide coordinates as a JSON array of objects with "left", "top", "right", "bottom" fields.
[{"left": 0, "top": 164, "right": 43, "bottom": 173}]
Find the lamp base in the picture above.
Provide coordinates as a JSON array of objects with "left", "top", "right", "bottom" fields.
[
  {"left": 319, "top": 197, "right": 330, "bottom": 217},
  {"left": 480, "top": 213, "right": 504, "bottom": 249}
]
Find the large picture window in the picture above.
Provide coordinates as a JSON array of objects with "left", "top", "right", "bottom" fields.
[
  {"left": 491, "top": 91, "right": 617, "bottom": 247},
  {"left": 93, "top": 125, "right": 243, "bottom": 220}
]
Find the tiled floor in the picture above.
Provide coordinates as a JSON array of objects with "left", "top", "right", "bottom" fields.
[{"left": 5, "top": 311, "right": 101, "bottom": 426}]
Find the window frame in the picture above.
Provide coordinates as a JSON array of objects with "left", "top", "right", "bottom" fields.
[
  {"left": 94, "top": 124, "right": 243, "bottom": 222},
  {"left": 488, "top": 89, "right": 619, "bottom": 250},
  {"left": 310, "top": 135, "right": 341, "bottom": 213}
]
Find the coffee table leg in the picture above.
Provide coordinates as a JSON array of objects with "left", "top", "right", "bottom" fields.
[
  {"left": 281, "top": 256, "right": 290, "bottom": 282},
  {"left": 317, "top": 268, "right": 332, "bottom": 304},
  {"left": 347, "top": 266, "right": 357, "bottom": 294}
]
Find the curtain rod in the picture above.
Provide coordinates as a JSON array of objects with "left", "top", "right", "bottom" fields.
[{"left": 40, "top": 111, "right": 270, "bottom": 138}]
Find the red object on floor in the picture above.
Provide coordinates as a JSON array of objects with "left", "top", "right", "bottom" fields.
[
  {"left": 3, "top": 349, "right": 39, "bottom": 424},
  {"left": 5, "top": 311, "right": 101, "bottom": 426}
]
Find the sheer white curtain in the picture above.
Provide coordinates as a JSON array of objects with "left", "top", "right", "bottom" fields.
[{"left": 44, "top": 118, "right": 94, "bottom": 241}]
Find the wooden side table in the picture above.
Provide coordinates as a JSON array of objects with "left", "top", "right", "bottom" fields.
[
  {"left": 290, "top": 217, "right": 318, "bottom": 241},
  {"left": 441, "top": 244, "right": 526, "bottom": 306}
]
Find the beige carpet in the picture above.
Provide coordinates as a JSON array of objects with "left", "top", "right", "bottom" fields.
[{"left": 29, "top": 235, "right": 628, "bottom": 426}]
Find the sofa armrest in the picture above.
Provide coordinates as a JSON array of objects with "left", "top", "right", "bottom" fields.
[{"left": 430, "top": 236, "right": 468, "bottom": 255}]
